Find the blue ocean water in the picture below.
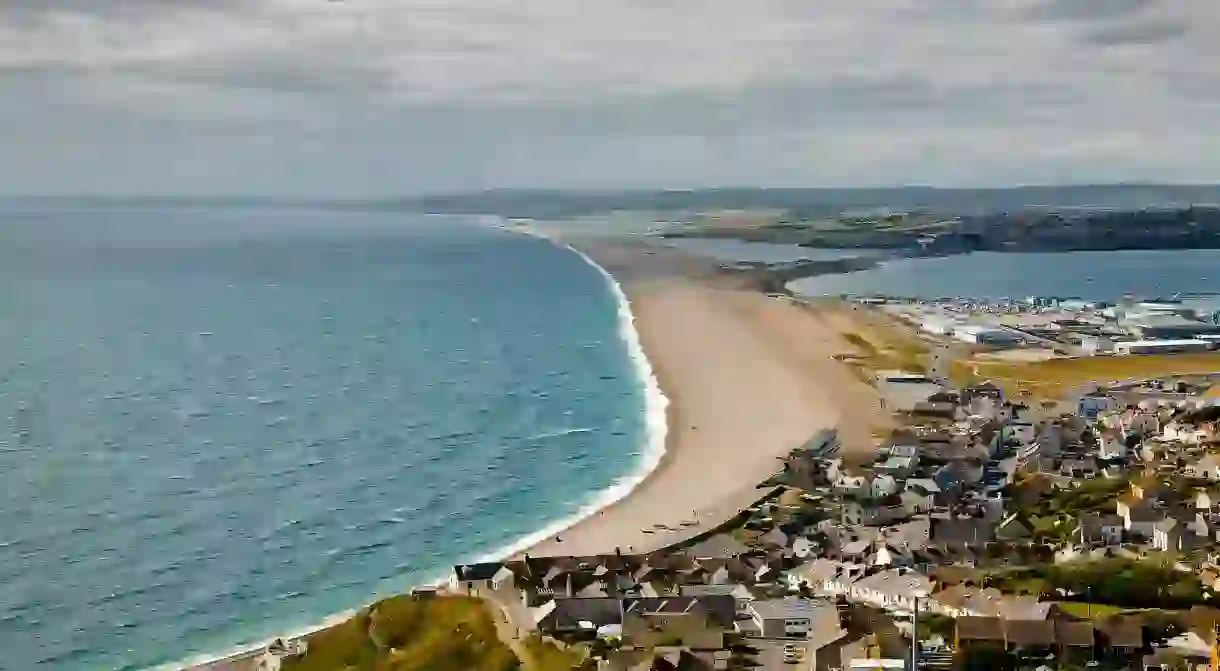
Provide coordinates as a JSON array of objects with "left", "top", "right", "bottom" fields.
[
  {"left": 0, "top": 206, "right": 649, "bottom": 670},
  {"left": 789, "top": 249, "right": 1220, "bottom": 302}
]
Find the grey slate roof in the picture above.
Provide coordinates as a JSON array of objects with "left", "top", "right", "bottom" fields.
[
  {"left": 454, "top": 562, "right": 503, "bottom": 581},
  {"left": 748, "top": 597, "right": 833, "bottom": 621}
]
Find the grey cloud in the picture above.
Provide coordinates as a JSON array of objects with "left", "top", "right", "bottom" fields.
[
  {"left": 1083, "top": 20, "right": 1190, "bottom": 46},
  {"left": 1022, "top": 0, "right": 1155, "bottom": 22},
  {"left": 0, "top": 0, "right": 1219, "bottom": 196}
]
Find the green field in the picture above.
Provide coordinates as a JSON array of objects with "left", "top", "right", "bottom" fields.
[{"left": 954, "top": 352, "right": 1220, "bottom": 399}]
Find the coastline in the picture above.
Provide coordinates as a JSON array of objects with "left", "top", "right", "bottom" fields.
[
  {"left": 170, "top": 227, "right": 674, "bottom": 671},
  {"left": 467, "top": 234, "right": 672, "bottom": 562},
  {"left": 520, "top": 231, "right": 888, "bottom": 557},
  {"left": 174, "top": 225, "right": 888, "bottom": 670}
]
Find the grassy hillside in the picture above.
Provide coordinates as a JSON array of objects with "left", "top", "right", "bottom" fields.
[{"left": 283, "top": 595, "right": 519, "bottom": 671}]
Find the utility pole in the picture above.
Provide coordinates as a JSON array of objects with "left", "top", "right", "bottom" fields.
[{"left": 911, "top": 596, "right": 920, "bottom": 671}]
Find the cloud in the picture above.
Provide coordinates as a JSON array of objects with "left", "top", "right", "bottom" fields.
[
  {"left": 1083, "top": 20, "right": 1190, "bottom": 46},
  {"left": 0, "top": 0, "right": 1218, "bottom": 196},
  {"left": 1020, "top": 0, "right": 1156, "bottom": 22}
]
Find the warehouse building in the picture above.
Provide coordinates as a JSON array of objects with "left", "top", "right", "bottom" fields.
[{"left": 1113, "top": 339, "right": 1214, "bottom": 356}]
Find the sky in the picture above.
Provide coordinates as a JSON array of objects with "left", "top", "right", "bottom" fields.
[{"left": 2, "top": 0, "right": 1219, "bottom": 197}]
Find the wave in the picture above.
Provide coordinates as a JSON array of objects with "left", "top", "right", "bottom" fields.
[
  {"left": 464, "top": 222, "right": 670, "bottom": 562},
  {"left": 527, "top": 427, "right": 596, "bottom": 440},
  {"left": 163, "top": 218, "right": 669, "bottom": 671}
]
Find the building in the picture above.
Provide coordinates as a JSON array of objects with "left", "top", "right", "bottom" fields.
[
  {"left": 1113, "top": 339, "right": 1213, "bottom": 355},
  {"left": 1078, "top": 390, "right": 1117, "bottom": 419},
  {"left": 954, "top": 325, "right": 1025, "bottom": 346},
  {"left": 1123, "top": 313, "right": 1220, "bottom": 340},
  {"left": 848, "top": 568, "right": 933, "bottom": 612},
  {"left": 1080, "top": 335, "right": 1115, "bottom": 354},
  {"left": 744, "top": 598, "right": 839, "bottom": 639},
  {"left": 450, "top": 562, "right": 505, "bottom": 596}
]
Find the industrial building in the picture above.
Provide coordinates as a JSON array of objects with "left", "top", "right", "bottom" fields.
[
  {"left": 953, "top": 325, "right": 1025, "bottom": 346},
  {"left": 1113, "top": 339, "right": 1214, "bottom": 356},
  {"left": 1122, "top": 314, "right": 1220, "bottom": 340}
]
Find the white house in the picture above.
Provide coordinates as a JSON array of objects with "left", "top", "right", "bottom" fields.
[
  {"left": 871, "top": 474, "right": 899, "bottom": 498},
  {"left": 1097, "top": 431, "right": 1129, "bottom": 461},
  {"left": 746, "top": 598, "right": 840, "bottom": 639},
  {"left": 1153, "top": 518, "right": 1181, "bottom": 552},
  {"left": 450, "top": 562, "right": 504, "bottom": 596},
  {"left": 1164, "top": 421, "right": 1209, "bottom": 445},
  {"left": 848, "top": 568, "right": 932, "bottom": 613},
  {"left": 1187, "top": 454, "right": 1220, "bottom": 481}
]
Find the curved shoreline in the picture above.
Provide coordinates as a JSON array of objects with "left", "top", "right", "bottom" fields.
[
  {"left": 470, "top": 232, "right": 671, "bottom": 560},
  {"left": 169, "top": 225, "right": 667, "bottom": 671}
]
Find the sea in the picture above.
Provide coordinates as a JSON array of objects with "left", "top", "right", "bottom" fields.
[
  {"left": 788, "top": 249, "right": 1220, "bottom": 307},
  {"left": 0, "top": 205, "right": 664, "bottom": 670}
]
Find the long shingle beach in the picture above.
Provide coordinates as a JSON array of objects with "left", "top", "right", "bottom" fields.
[{"left": 523, "top": 236, "right": 888, "bottom": 557}]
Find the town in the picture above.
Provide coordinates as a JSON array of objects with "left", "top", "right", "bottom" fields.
[{"left": 406, "top": 369, "right": 1220, "bottom": 671}]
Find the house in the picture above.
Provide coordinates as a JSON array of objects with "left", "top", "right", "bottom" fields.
[
  {"left": 876, "top": 456, "right": 917, "bottom": 478},
  {"left": 761, "top": 527, "right": 790, "bottom": 549},
  {"left": 1078, "top": 512, "right": 1124, "bottom": 545},
  {"left": 491, "top": 565, "right": 516, "bottom": 591},
  {"left": 532, "top": 597, "right": 623, "bottom": 635},
  {"left": 1152, "top": 518, "right": 1181, "bottom": 552},
  {"left": 1097, "top": 615, "right": 1145, "bottom": 658},
  {"left": 679, "top": 584, "right": 755, "bottom": 615},
  {"left": 450, "top": 561, "right": 504, "bottom": 596},
  {"left": 929, "top": 585, "right": 1050, "bottom": 620},
  {"left": 848, "top": 568, "right": 933, "bottom": 613},
  {"left": 933, "top": 460, "right": 985, "bottom": 495},
  {"left": 963, "top": 381, "right": 1005, "bottom": 406},
  {"left": 912, "top": 401, "right": 960, "bottom": 421},
  {"left": 621, "top": 595, "right": 737, "bottom": 651},
  {"left": 955, "top": 616, "right": 1059, "bottom": 653},
  {"left": 1079, "top": 391, "right": 1117, "bottom": 419},
  {"left": 889, "top": 442, "right": 921, "bottom": 461},
  {"left": 1163, "top": 420, "right": 1208, "bottom": 445},
  {"left": 1187, "top": 454, "right": 1220, "bottom": 481},
  {"left": 1116, "top": 499, "right": 1163, "bottom": 537},
  {"left": 900, "top": 490, "right": 934, "bottom": 517},
  {"left": 1004, "top": 422, "right": 1037, "bottom": 446},
  {"left": 745, "top": 597, "right": 838, "bottom": 639},
  {"left": 255, "top": 639, "right": 307, "bottom": 671},
  {"left": 1096, "top": 429, "right": 1130, "bottom": 461},
  {"left": 905, "top": 478, "right": 942, "bottom": 497},
  {"left": 930, "top": 515, "right": 996, "bottom": 548}
]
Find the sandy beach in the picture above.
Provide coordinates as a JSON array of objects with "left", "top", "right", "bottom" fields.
[
  {"left": 182, "top": 235, "right": 889, "bottom": 670},
  {"left": 525, "top": 239, "right": 888, "bottom": 557}
]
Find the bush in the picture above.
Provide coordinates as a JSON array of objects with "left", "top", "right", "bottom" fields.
[{"left": 995, "top": 558, "right": 1213, "bottom": 610}]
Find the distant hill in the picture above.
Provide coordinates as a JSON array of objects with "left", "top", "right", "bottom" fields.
[
  {"left": 386, "top": 184, "right": 1220, "bottom": 218},
  {"left": 9, "top": 184, "right": 1220, "bottom": 218}
]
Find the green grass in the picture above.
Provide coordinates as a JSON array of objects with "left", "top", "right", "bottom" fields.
[
  {"left": 954, "top": 352, "right": 1220, "bottom": 400},
  {"left": 1055, "top": 602, "right": 1128, "bottom": 620},
  {"left": 988, "top": 557, "right": 1213, "bottom": 611},
  {"left": 283, "top": 595, "right": 519, "bottom": 671},
  {"left": 521, "top": 635, "right": 586, "bottom": 671},
  {"left": 1021, "top": 476, "right": 1127, "bottom": 520}
]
